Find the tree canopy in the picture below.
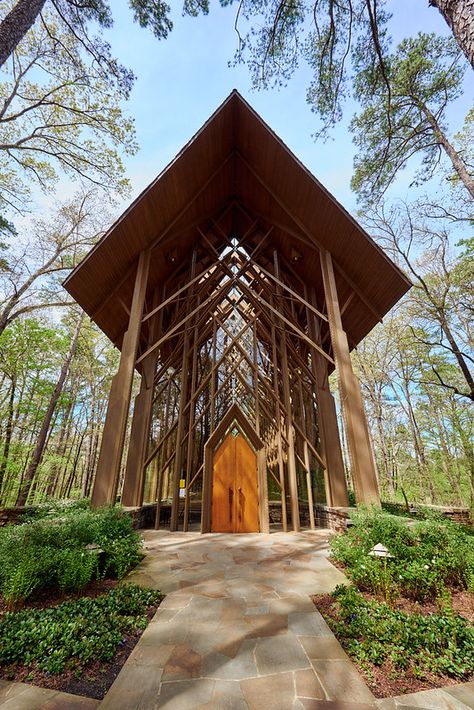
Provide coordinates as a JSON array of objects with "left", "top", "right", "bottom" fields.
[{"left": 351, "top": 33, "right": 474, "bottom": 203}]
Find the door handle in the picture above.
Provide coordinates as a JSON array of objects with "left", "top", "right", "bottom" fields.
[
  {"left": 229, "top": 487, "right": 233, "bottom": 522},
  {"left": 238, "top": 487, "right": 243, "bottom": 522}
]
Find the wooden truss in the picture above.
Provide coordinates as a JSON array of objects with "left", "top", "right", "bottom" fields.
[{"left": 90, "top": 201, "right": 380, "bottom": 531}]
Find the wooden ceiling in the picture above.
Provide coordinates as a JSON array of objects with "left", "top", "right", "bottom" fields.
[{"left": 63, "top": 90, "right": 410, "bottom": 350}]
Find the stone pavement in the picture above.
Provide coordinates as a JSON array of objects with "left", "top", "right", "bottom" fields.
[
  {"left": 99, "top": 530, "right": 377, "bottom": 709},
  {"left": 376, "top": 682, "right": 474, "bottom": 710},
  {"left": 1, "top": 530, "right": 474, "bottom": 709},
  {"left": 0, "top": 679, "right": 99, "bottom": 709}
]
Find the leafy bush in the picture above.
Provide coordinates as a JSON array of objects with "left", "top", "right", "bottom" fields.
[
  {"left": 20, "top": 499, "right": 91, "bottom": 523},
  {"left": 331, "top": 508, "right": 474, "bottom": 601},
  {"left": 0, "top": 585, "right": 161, "bottom": 675},
  {"left": 327, "top": 585, "right": 474, "bottom": 680},
  {"left": 0, "top": 507, "right": 143, "bottom": 604}
]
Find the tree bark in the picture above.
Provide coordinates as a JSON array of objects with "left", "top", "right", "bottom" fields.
[
  {"left": 44, "top": 392, "right": 74, "bottom": 497},
  {"left": 15, "top": 313, "right": 84, "bottom": 506},
  {"left": 0, "top": 0, "right": 47, "bottom": 68},
  {"left": 419, "top": 99, "right": 474, "bottom": 200},
  {"left": 0, "top": 375, "right": 16, "bottom": 502},
  {"left": 430, "top": 0, "right": 474, "bottom": 69}
]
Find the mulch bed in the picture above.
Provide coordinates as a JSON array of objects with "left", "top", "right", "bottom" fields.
[
  {"left": 312, "top": 591, "right": 474, "bottom": 699},
  {"left": 0, "top": 580, "right": 161, "bottom": 700}
]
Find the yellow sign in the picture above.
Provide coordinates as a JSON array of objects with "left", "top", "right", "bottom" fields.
[{"left": 179, "top": 479, "right": 186, "bottom": 488}]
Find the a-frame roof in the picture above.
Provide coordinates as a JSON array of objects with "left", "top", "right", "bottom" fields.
[{"left": 64, "top": 90, "right": 410, "bottom": 350}]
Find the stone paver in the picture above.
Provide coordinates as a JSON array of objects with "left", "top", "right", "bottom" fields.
[
  {"left": 376, "top": 682, "right": 474, "bottom": 709},
  {"left": 0, "top": 680, "right": 99, "bottom": 709},
  {"left": 99, "top": 530, "right": 376, "bottom": 709},
  {"left": 6, "top": 530, "right": 472, "bottom": 709}
]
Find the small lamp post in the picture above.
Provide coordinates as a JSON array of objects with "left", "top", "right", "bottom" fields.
[
  {"left": 368, "top": 543, "right": 393, "bottom": 559},
  {"left": 369, "top": 544, "right": 394, "bottom": 603}
]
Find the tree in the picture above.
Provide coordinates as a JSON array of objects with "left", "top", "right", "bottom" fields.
[
  {"left": 351, "top": 33, "right": 474, "bottom": 203},
  {"left": 15, "top": 310, "right": 84, "bottom": 505},
  {"left": 0, "top": 8, "right": 137, "bottom": 210},
  {"left": 430, "top": 0, "right": 474, "bottom": 69},
  {"left": 0, "top": 0, "right": 172, "bottom": 74},
  {"left": 0, "top": 191, "right": 103, "bottom": 335},
  {"left": 190, "top": 0, "right": 471, "bottom": 135},
  {"left": 0, "top": 317, "right": 67, "bottom": 504},
  {"left": 365, "top": 201, "right": 474, "bottom": 402}
]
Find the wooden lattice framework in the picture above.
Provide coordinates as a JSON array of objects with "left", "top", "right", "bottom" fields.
[{"left": 64, "top": 92, "right": 411, "bottom": 532}]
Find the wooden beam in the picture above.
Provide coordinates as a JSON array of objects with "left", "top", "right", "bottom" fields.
[
  {"left": 121, "top": 288, "right": 162, "bottom": 506},
  {"left": 307, "top": 286, "right": 349, "bottom": 507},
  {"left": 274, "top": 250, "right": 300, "bottom": 531},
  {"left": 91, "top": 250, "right": 151, "bottom": 507},
  {"left": 236, "top": 150, "right": 384, "bottom": 325},
  {"left": 320, "top": 249, "right": 380, "bottom": 506},
  {"left": 170, "top": 250, "right": 197, "bottom": 530}
]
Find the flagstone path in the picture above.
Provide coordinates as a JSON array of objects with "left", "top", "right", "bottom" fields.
[
  {"left": 0, "top": 679, "right": 99, "bottom": 709},
  {"left": 99, "top": 530, "right": 377, "bottom": 709},
  {"left": 1, "top": 530, "right": 474, "bottom": 708}
]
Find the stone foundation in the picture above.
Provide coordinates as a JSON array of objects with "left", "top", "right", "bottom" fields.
[
  {"left": 382, "top": 501, "right": 471, "bottom": 525},
  {"left": 2, "top": 499, "right": 468, "bottom": 531},
  {"left": 124, "top": 501, "right": 472, "bottom": 531},
  {"left": 122, "top": 503, "right": 158, "bottom": 529},
  {"left": 313, "top": 505, "right": 352, "bottom": 532}
]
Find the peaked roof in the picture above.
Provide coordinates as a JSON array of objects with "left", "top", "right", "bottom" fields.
[{"left": 64, "top": 90, "right": 410, "bottom": 349}]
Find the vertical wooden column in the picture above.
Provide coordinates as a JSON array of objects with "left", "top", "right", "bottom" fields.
[
  {"left": 121, "top": 288, "right": 161, "bottom": 506},
  {"left": 273, "top": 250, "right": 300, "bottom": 531},
  {"left": 298, "top": 380, "right": 315, "bottom": 528},
  {"left": 270, "top": 306, "right": 287, "bottom": 532},
  {"left": 307, "top": 287, "right": 349, "bottom": 507},
  {"left": 319, "top": 250, "right": 380, "bottom": 505},
  {"left": 91, "top": 250, "right": 151, "bottom": 507},
  {"left": 183, "top": 308, "right": 199, "bottom": 531},
  {"left": 154, "top": 377, "right": 173, "bottom": 529},
  {"left": 170, "top": 251, "right": 197, "bottom": 531}
]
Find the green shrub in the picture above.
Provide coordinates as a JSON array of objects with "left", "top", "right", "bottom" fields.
[
  {"left": 20, "top": 499, "right": 91, "bottom": 523},
  {"left": 328, "top": 584, "right": 474, "bottom": 680},
  {"left": 331, "top": 508, "right": 474, "bottom": 601},
  {"left": 0, "top": 507, "right": 142, "bottom": 604},
  {"left": 0, "top": 585, "right": 162, "bottom": 675}
]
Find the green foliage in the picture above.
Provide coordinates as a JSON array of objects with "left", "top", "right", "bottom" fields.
[
  {"left": 331, "top": 509, "right": 474, "bottom": 601},
  {"left": 328, "top": 584, "right": 474, "bottom": 679},
  {"left": 0, "top": 3, "right": 136, "bottom": 209},
  {"left": 0, "top": 584, "right": 161, "bottom": 675},
  {"left": 20, "top": 498, "right": 90, "bottom": 522},
  {"left": 351, "top": 33, "right": 471, "bottom": 202},
  {"left": 0, "top": 507, "right": 142, "bottom": 604}
]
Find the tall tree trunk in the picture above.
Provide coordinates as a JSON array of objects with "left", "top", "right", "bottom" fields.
[
  {"left": 419, "top": 100, "right": 474, "bottom": 200},
  {"left": 431, "top": 402, "right": 464, "bottom": 505},
  {"left": 0, "top": 375, "right": 16, "bottom": 502},
  {"left": 430, "top": 0, "right": 474, "bottom": 69},
  {"left": 15, "top": 313, "right": 84, "bottom": 506},
  {"left": 0, "top": 0, "right": 47, "bottom": 68},
  {"left": 45, "top": 393, "right": 75, "bottom": 497},
  {"left": 400, "top": 378, "right": 436, "bottom": 503},
  {"left": 437, "top": 310, "right": 474, "bottom": 401}
]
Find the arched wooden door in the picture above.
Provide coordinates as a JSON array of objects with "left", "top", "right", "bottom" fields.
[{"left": 211, "top": 430, "right": 259, "bottom": 533}]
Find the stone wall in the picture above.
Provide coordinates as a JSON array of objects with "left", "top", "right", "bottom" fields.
[
  {"left": 313, "top": 505, "right": 352, "bottom": 532},
  {"left": 117, "top": 500, "right": 473, "bottom": 532},
  {"left": 382, "top": 501, "right": 471, "bottom": 525},
  {"left": 123, "top": 503, "right": 158, "bottom": 529}
]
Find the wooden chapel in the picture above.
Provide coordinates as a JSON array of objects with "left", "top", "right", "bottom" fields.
[{"left": 64, "top": 91, "right": 410, "bottom": 533}]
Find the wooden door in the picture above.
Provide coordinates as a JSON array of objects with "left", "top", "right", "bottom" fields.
[{"left": 211, "top": 431, "right": 259, "bottom": 532}]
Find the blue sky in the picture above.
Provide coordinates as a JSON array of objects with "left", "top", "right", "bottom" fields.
[{"left": 102, "top": 0, "right": 473, "bottom": 218}]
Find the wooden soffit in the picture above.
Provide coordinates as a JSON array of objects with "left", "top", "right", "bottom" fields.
[{"left": 63, "top": 90, "right": 410, "bottom": 349}]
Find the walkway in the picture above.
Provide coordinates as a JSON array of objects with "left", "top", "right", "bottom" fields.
[
  {"left": 100, "top": 530, "right": 377, "bottom": 709},
  {"left": 1, "top": 531, "right": 474, "bottom": 709}
]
